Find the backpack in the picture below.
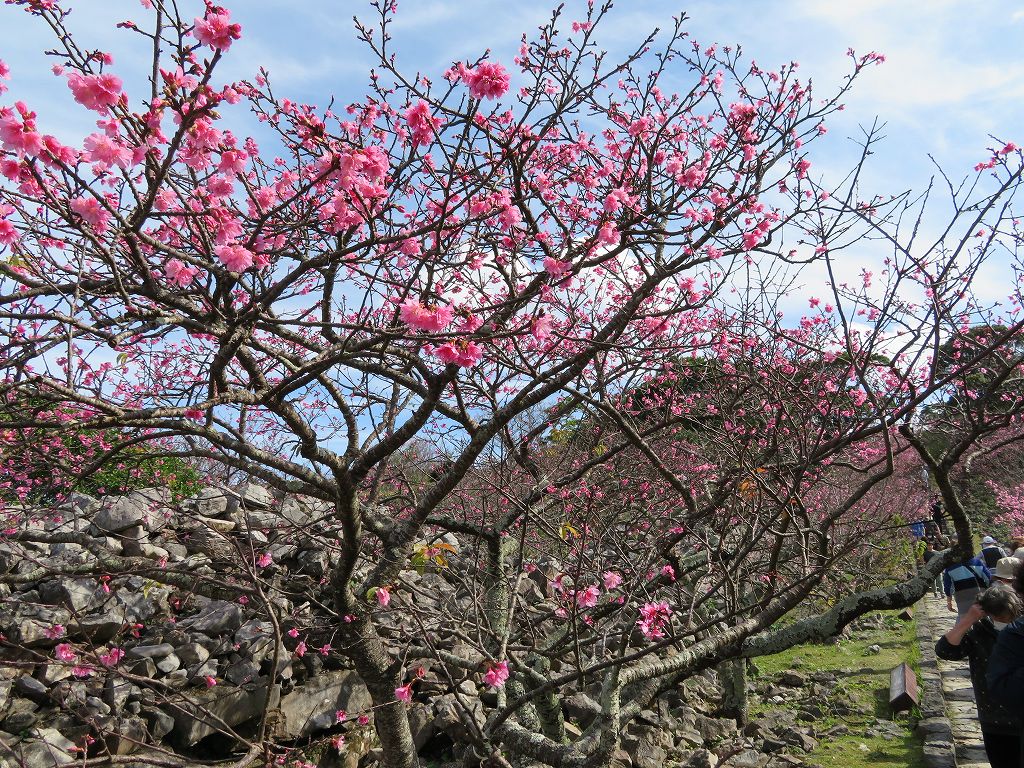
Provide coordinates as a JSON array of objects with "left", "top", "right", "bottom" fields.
[{"left": 948, "top": 564, "right": 989, "bottom": 591}]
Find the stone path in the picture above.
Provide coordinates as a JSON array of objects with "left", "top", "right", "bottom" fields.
[{"left": 921, "top": 593, "right": 990, "bottom": 768}]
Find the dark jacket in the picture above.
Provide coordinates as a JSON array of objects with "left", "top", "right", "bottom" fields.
[
  {"left": 981, "top": 544, "right": 1007, "bottom": 569},
  {"left": 988, "top": 617, "right": 1024, "bottom": 712},
  {"left": 987, "top": 617, "right": 1024, "bottom": 763},
  {"left": 936, "top": 618, "right": 1022, "bottom": 734}
]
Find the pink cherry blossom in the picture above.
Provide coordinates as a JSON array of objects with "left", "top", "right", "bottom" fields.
[
  {"left": 604, "top": 187, "right": 631, "bottom": 213},
  {"left": 99, "top": 647, "right": 124, "bottom": 667},
  {"left": 256, "top": 552, "right": 273, "bottom": 568},
  {"left": 394, "top": 682, "right": 413, "bottom": 702},
  {"left": 463, "top": 62, "right": 511, "bottom": 100},
  {"left": 483, "top": 660, "right": 510, "bottom": 688},
  {"left": 0, "top": 105, "right": 43, "bottom": 156},
  {"left": 165, "top": 259, "right": 198, "bottom": 287},
  {"left": 66, "top": 72, "right": 123, "bottom": 113},
  {"left": 433, "top": 340, "right": 483, "bottom": 367},
  {"left": 69, "top": 197, "right": 111, "bottom": 233},
  {"left": 602, "top": 571, "right": 622, "bottom": 590},
  {"left": 405, "top": 100, "right": 442, "bottom": 147},
  {"left": 294, "top": 641, "right": 307, "bottom": 657},
  {"left": 399, "top": 299, "right": 454, "bottom": 332},
  {"left": 83, "top": 132, "right": 131, "bottom": 169},
  {"left": 597, "top": 221, "right": 620, "bottom": 247},
  {"left": 0, "top": 206, "right": 18, "bottom": 247},
  {"left": 204, "top": 675, "right": 217, "bottom": 687},
  {"left": 376, "top": 586, "right": 391, "bottom": 607},
  {"left": 531, "top": 313, "right": 553, "bottom": 342},
  {"left": 637, "top": 601, "right": 672, "bottom": 640},
  {"left": 193, "top": 7, "right": 242, "bottom": 51},
  {"left": 576, "top": 584, "right": 600, "bottom": 608},
  {"left": 215, "top": 243, "right": 254, "bottom": 273},
  {"left": 55, "top": 643, "right": 77, "bottom": 662},
  {"left": 543, "top": 257, "right": 572, "bottom": 278}
]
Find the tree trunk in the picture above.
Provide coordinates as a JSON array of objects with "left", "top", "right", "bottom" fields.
[
  {"left": 718, "top": 658, "right": 748, "bottom": 725},
  {"left": 346, "top": 625, "right": 418, "bottom": 768}
]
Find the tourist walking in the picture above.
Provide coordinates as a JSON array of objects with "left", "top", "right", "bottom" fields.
[
  {"left": 922, "top": 539, "right": 943, "bottom": 596},
  {"left": 944, "top": 557, "right": 992, "bottom": 619},
  {"left": 937, "top": 584, "right": 1023, "bottom": 768},
  {"left": 987, "top": 569, "right": 1024, "bottom": 767},
  {"left": 993, "top": 557, "right": 1022, "bottom": 587},
  {"left": 982, "top": 535, "right": 1009, "bottom": 568}
]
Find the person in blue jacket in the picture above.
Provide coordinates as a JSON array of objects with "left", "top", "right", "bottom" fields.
[
  {"left": 944, "top": 555, "right": 992, "bottom": 619},
  {"left": 987, "top": 567, "right": 1024, "bottom": 767}
]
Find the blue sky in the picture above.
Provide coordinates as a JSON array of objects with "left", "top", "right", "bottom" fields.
[
  {"left": 2, "top": 0, "right": 1022, "bottom": 311},
  {"left": 3, "top": 0, "right": 1021, "bottom": 191}
]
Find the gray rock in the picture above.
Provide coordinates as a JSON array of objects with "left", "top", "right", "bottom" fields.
[
  {"left": 2, "top": 698, "right": 40, "bottom": 731},
  {"left": 722, "top": 749, "right": 770, "bottom": 768},
  {"left": 156, "top": 654, "right": 181, "bottom": 675},
  {"left": 407, "top": 702, "right": 435, "bottom": 750},
  {"left": 563, "top": 692, "right": 600, "bottom": 728},
  {"left": 75, "top": 607, "right": 126, "bottom": 642},
  {"left": 127, "top": 643, "right": 175, "bottom": 660},
  {"left": 235, "top": 619, "right": 273, "bottom": 645},
  {"left": 175, "top": 643, "right": 211, "bottom": 666},
  {"left": 17, "top": 617, "right": 68, "bottom": 648},
  {"left": 84, "top": 696, "right": 111, "bottom": 717},
  {"left": 184, "top": 527, "right": 236, "bottom": 562},
  {"left": 225, "top": 660, "right": 260, "bottom": 686},
  {"left": 432, "top": 693, "right": 486, "bottom": 743},
  {"left": 193, "top": 487, "right": 236, "bottom": 518},
  {"left": 169, "top": 678, "right": 280, "bottom": 746},
  {"left": 33, "top": 726, "right": 75, "bottom": 754},
  {"left": 16, "top": 675, "right": 50, "bottom": 704},
  {"left": 93, "top": 496, "right": 153, "bottom": 533},
  {"left": 188, "top": 659, "right": 218, "bottom": 683},
  {"left": 777, "top": 670, "right": 806, "bottom": 688},
  {"left": 276, "top": 671, "right": 373, "bottom": 739},
  {"left": 685, "top": 749, "right": 720, "bottom": 768},
  {"left": 129, "top": 658, "right": 157, "bottom": 678},
  {"left": 695, "top": 714, "right": 737, "bottom": 743},
  {"left": 40, "top": 665, "right": 71, "bottom": 685},
  {"left": 116, "top": 587, "right": 168, "bottom": 623},
  {"left": 142, "top": 707, "right": 175, "bottom": 740},
  {"left": 97, "top": 715, "right": 148, "bottom": 755},
  {"left": 238, "top": 482, "right": 274, "bottom": 509},
  {"left": 280, "top": 496, "right": 313, "bottom": 526},
  {"left": 3, "top": 738, "right": 75, "bottom": 767},
  {"left": 191, "top": 515, "right": 236, "bottom": 533},
  {"left": 183, "top": 600, "right": 243, "bottom": 635},
  {"left": 38, "top": 579, "right": 99, "bottom": 612},
  {"left": 622, "top": 729, "right": 667, "bottom": 768}
]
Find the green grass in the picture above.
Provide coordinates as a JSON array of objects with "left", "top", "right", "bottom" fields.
[{"left": 749, "top": 611, "right": 925, "bottom": 768}]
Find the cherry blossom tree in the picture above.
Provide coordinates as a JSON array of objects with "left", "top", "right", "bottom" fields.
[{"left": 1, "top": 1, "right": 1023, "bottom": 766}]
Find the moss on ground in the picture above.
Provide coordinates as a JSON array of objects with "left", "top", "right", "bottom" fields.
[{"left": 749, "top": 610, "right": 925, "bottom": 768}]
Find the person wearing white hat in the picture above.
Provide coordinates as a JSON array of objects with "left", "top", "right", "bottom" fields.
[{"left": 993, "top": 557, "right": 1022, "bottom": 585}]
